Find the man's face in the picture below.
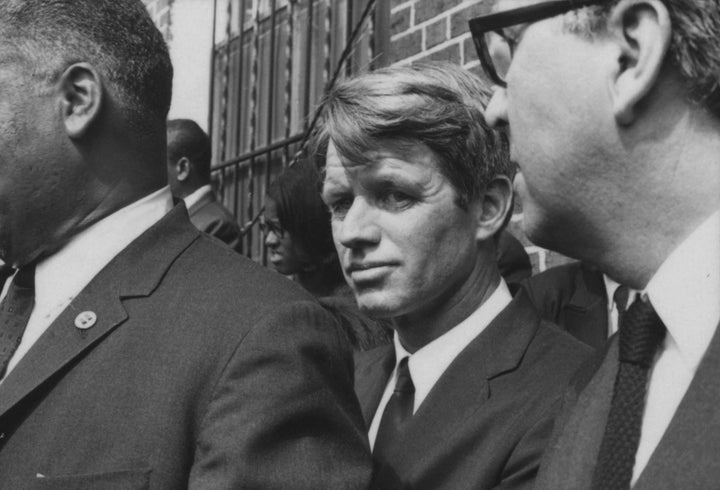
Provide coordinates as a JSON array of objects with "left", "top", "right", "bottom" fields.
[
  {"left": 484, "top": 0, "right": 617, "bottom": 254},
  {"left": 0, "top": 57, "right": 82, "bottom": 265},
  {"left": 322, "top": 141, "right": 480, "bottom": 319}
]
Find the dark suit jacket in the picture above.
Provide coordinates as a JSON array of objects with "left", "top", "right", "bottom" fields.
[
  {"left": 496, "top": 230, "right": 532, "bottom": 288},
  {"left": 0, "top": 205, "right": 371, "bottom": 489},
  {"left": 187, "top": 189, "right": 243, "bottom": 254},
  {"left": 354, "top": 291, "right": 592, "bottom": 490},
  {"left": 521, "top": 262, "right": 609, "bottom": 349},
  {"left": 536, "top": 317, "right": 720, "bottom": 489}
]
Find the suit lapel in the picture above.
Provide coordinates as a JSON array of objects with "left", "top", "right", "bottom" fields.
[
  {"left": 0, "top": 205, "right": 200, "bottom": 419},
  {"left": 0, "top": 265, "right": 13, "bottom": 290},
  {"left": 563, "top": 266, "right": 608, "bottom": 349},
  {"left": 634, "top": 318, "right": 720, "bottom": 489},
  {"left": 379, "top": 291, "right": 541, "bottom": 476},
  {"left": 535, "top": 340, "right": 618, "bottom": 490},
  {"left": 355, "top": 345, "right": 394, "bottom": 426}
]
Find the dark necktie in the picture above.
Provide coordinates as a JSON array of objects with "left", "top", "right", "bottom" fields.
[
  {"left": 0, "top": 265, "right": 36, "bottom": 378},
  {"left": 591, "top": 297, "right": 666, "bottom": 490},
  {"left": 374, "top": 356, "right": 414, "bottom": 460}
]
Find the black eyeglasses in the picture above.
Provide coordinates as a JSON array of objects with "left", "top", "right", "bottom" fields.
[
  {"left": 468, "top": 0, "right": 611, "bottom": 87},
  {"left": 259, "top": 217, "right": 285, "bottom": 238}
]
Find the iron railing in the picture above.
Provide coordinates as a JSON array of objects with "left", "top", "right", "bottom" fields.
[{"left": 208, "top": 0, "right": 389, "bottom": 261}]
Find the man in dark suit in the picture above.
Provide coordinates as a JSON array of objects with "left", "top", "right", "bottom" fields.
[
  {"left": 474, "top": 0, "right": 720, "bottom": 487},
  {"left": 167, "top": 118, "right": 243, "bottom": 253},
  {"left": 521, "top": 262, "right": 636, "bottom": 350},
  {"left": 0, "top": 1, "right": 371, "bottom": 488},
  {"left": 313, "top": 62, "right": 591, "bottom": 489}
]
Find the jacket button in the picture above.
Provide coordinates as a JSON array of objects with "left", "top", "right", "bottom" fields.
[{"left": 75, "top": 311, "right": 97, "bottom": 330}]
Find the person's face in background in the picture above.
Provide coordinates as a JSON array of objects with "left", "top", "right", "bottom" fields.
[{"left": 263, "top": 197, "right": 312, "bottom": 275}]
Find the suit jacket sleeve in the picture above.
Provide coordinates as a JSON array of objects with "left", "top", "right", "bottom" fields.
[{"left": 188, "top": 300, "right": 373, "bottom": 489}]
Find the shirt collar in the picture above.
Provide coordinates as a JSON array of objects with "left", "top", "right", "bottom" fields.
[
  {"left": 392, "top": 280, "right": 513, "bottom": 411},
  {"left": 183, "top": 184, "right": 213, "bottom": 210},
  {"left": 646, "top": 210, "right": 720, "bottom": 372},
  {"left": 33, "top": 187, "right": 174, "bottom": 319}
]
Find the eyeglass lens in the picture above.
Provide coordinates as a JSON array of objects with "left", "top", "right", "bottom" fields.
[
  {"left": 261, "top": 219, "right": 284, "bottom": 237},
  {"left": 484, "top": 31, "right": 513, "bottom": 84}
]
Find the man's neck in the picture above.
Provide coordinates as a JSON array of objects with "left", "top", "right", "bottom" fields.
[{"left": 394, "top": 266, "right": 502, "bottom": 354}]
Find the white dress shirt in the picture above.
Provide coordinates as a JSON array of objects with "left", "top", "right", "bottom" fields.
[
  {"left": 602, "top": 274, "right": 639, "bottom": 337},
  {"left": 632, "top": 210, "right": 720, "bottom": 483},
  {"left": 368, "top": 280, "right": 513, "bottom": 449},
  {"left": 183, "top": 184, "right": 213, "bottom": 210},
  {"left": 0, "top": 187, "right": 173, "bottom": 381}
]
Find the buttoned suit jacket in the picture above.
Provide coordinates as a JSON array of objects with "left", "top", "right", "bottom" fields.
[
  {"left": 187, "top": 189, "right": 243, "bottom": 254},
  {"left": 536, "top": 315, "right": 720, "bottom": 489},
  {"left": 521, "top": 262, "right": 609, "bottom": 350},
  {"left": 0, "top": 205, "right": 372, "bottom": 489},
  {"left": 354, "top": 291, "right": 592, "bottom": 490}
]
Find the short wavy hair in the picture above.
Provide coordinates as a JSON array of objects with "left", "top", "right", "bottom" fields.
[
  {"left": 310, "top": 62, "right": 511, "bottom": 209},
  {"left": 567, "top": 0, "right": 720, "bottom": 118},
  {"left": 0, "top": 0, "right": 173, "bottom": 135}
]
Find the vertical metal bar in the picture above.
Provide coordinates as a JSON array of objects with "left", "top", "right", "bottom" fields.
[
  {"left": 371, "top": 0, "right": 389, "bottom": 69},
  {"left": 261, "top": 0, "right": 279, "bottom": 264},
  {"left": 247, "top": 1, "right": 261, "bottom": 256},
  {"left": 368, "top": 2, "right": 375, "bottom": 71},
  {"left": 265, "top": 0, "right": 278, "bottom": 152},
  {"left": 323, "top": 0, "right": 332, "bottom": 89},
  {"left": 282, "top": 0, "right": 295, "bottom": 167},
  {"left": 233, "top": 0, "right": 248, "bottom": 220},
  {"left": 234, "top": 0, "right": 248, "bottom": 155},
  {"left": 345, "top": 0, "right": 354, "bottom": 77},
  {"left": 208, "top": 0, "right": 219, "bottom": 143},
  {"left": 303, "top": 0, "right": 314, "bottom": 131},
  {"left": 218, "top": 0, "right": 233, "bottom": 166}
]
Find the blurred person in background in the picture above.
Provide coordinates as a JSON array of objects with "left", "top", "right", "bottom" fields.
[{"left": 167, "top": 118, "right": 243, "bottom": 253}]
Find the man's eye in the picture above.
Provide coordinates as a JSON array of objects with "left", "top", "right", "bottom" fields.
[
  {"left": 379, "top": 190, "right": 415, "bottom": 210},
  {"left": 328, "top": 197, "right": 353, "bottom": 218}
]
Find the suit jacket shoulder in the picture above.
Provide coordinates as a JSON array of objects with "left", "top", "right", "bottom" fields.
[
  {"left": 188, "top": 192, "right": 243, "bottom": 253},
  {"left": 521, "top": 262, "right": 609, "bottom": 349},
  {"left": 0, "top": 205, "right": 371, "bottom": 489}
]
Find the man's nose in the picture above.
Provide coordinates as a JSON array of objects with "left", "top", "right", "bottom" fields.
[
  {"left": 484, "top": 86, "right": 509, "bottom": 129},
  {"left": 337, "top": 198, "right": 380, "bottom": 250}
]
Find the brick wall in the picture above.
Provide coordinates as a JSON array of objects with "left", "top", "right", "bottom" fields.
[
  {"left": 389, "top": 0, "right": 488, "bottom": 72},
  {"left": 143, "top": 0, "right": 173, "bottom": 42},
  {"left": 388, "top": 0, "right": 572, "bottom": 273}
]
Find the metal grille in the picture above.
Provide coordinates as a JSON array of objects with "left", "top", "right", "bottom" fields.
[{"left": 208, "top": 0, "right": 388, "bottom": 261}]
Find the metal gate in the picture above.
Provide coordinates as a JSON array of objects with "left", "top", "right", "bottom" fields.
[{"left": 208, "top": 0, "right": 389, "bottom": 261}]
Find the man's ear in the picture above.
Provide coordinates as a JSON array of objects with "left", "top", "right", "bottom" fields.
[
  {"left": 608, "top": 0, "right": 672, "bottom": 125},
  {"left": 473, "top": 175, "right": 513, "bottom": 242},
  {"left": 59, "top": 62, "right": 103, "bottom": 139},
  {"left": 175, "top": 157, "right": 191, "bottom": 182}
]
